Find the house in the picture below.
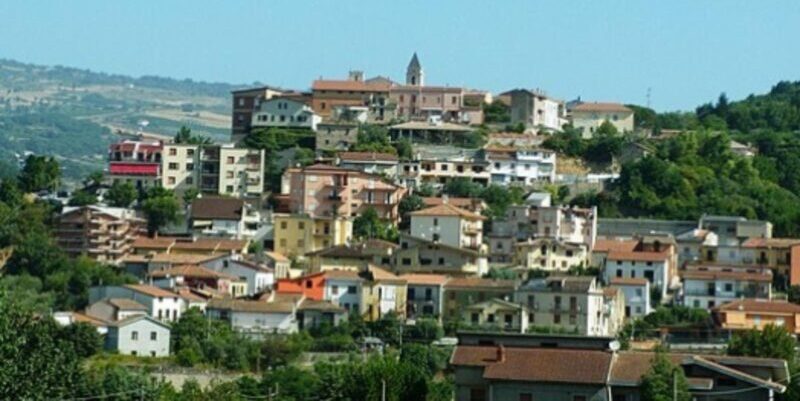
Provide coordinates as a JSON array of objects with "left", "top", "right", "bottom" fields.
[
  {"left": 130, "top": 236, "right": 249, "bottom": 256},
  {"left": 206, "top": 297, "right": 299, "bottom": 335},
  {"left": 442, "top": 278, "right": 516, "bottom": 319},
  {"left": 398, "top": 145, "right": 490, "bottom": 188},
  {"left": 336, "top": 152, "right": 399, "bottom": 178},
  {"left": 53, "top": 311, "right": 109, "bottom": 335},
  {"left": 390, "top": 121, "right": 476, "bottom": 147},
  {"left": 740, "top": 237, "right": 800, "bottom": 287},
  {"left": 121, "top": 252, "right": 231, "bottom": 279},
  {"left": 272, "top": 214, "right": 352, "bottom": 258},
  {"left": 674, "top": 228, "right": 718, "bottom": 264},
  {"left": 280, "top": 164, "right": 406, "bottom": 221},
  {"left": 595, "top": 237, "right": 677, "bottom": 301},
  {"left": 310, "top": 72, "right": 393, "bottom": 121},
  {"left": 147, "top": 264, "right": 247, "bottom": 297},
  {"left": 86, "top": 298, "right": 148, "bottom": 322},
  {"left": 603, "top": 287, "right": 626, "bottom": 336},
  {"left": 231, "top": 85, "right": 285, "bottom": 141},
  {"left": 421, "top": 197, "right": 487, "bottom": 215},
  {"left": 729, "top": 140, "right": 757, "bottom": 157},
  {"left": 487, "top": 132, "right": 545, "bottom": 148},
  {"left": 315, "top": 121, "right": 360, "bottom": 152},
  {"left": 307, "top": 239, "right": 397, "bottom": 272},
  {"left": 402, "top": 273, "right": 449, "bottom": 320},
  {"left": 275, "top": 272, "right": 326, "bottom": 301},
  {"left": 265, "top": 251, "right": 292, "bottom": 279},
  {"left": 251, "top": 97, "right": 320, "bottom": 131},
  {"left": 54, "top": 205, "right": 145, "bottom": 265},
  {"left": 395, "top": 234, "right": 487, "bottom": 276},
  {"left": 213, "top": 258, "right": 275, "bottom": 295},
  {"left": 89, "top": 284, "right": 185, "bottom": 322},
  {"left": 714, "top": 299, "right": 800, "bottom": 334},
  {"left": 451, "top": 332, "right": 789, "bottom": 401},
  {"left": 359, "top": 265, "right": 407, "bottom": 321},
  {"left": 698, "top": 214, "right": 772, "bottom": 245},
  {"left": 105, "top": 315, "right": 171, "bottom": 357},
  {"left": 609, "top": 277, "right": 652, "bottom": 318},
  {"left": 107, "top": 140, "right": 163, "bottom": 191},
  {"left": 409, "top": 203, "right": 486, "bottom": 251},
  {"left": 515, "top": 276, "right": 614, "bottom": 336},
  {"left": 569, "top": 102, "right": 634, "bottom": 138},
  {"left": 320, "top": 270, "right": 363, "bottom": 316},
  {"left": 680, "top": 264, "right": 772, "bottom": 309},
  {"left": 514, "top": 238, "right": 590, "bottom": 273},
  {"left": 485, "top": 145, "right": 557, "bottom": 184},
  {"left": 463, "top": 298, "right": 528, "bottom": 332},
  {"left": 189, "top": 197, "right": 262, "bottom": 239},
  {"left": 507, "top": 88, "right": 567, "bottom": 132}
]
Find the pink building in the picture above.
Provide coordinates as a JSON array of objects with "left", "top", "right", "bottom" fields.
[{"left": 281, "top": 164, "right": 406, "bottom": 221}]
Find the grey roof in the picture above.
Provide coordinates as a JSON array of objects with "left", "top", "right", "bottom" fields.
[
  {"left": 519, "top": 276, "right": 596, "bottom": 293},
  {"left": 109, "top": 314, "right": 170, "bottom": 330},
  {"left": 408, "top": 52, "right": 421, "bottom": 69}
]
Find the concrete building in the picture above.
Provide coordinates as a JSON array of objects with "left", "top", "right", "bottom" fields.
[
  {"left": 463, "top": 298, "right": 528, "bottom": 332},
  {"left": 86, "top": 298, "right": 147, "bottom": 322},
  {"left": 740, "top": 237, "right": 800, "bottom": 287},
  {"left": 231, "top": 85, "right": 285, "bottom": 142},
  {"left": 55, "top": 205, "right": 145, "bottom": 265},
  {"left": 681, "top": 264, "right": 772, "bottom": 309},
  {"left": 485, "top": 145, "right": 557, "bottom": 184},
  {"left": 714, "top": 299, "right": 800, "bottom": 334},
  {"left": 336, "top": 151, "right": 399, "bottom": 178},
  {"left": 307, "top": 240, "right": 397, "bottom": 272},
  {"left": 251, "top": 97, "right": 320, "bottom": 131},
  {"left": 402, "top": 273, "right": 449, "bottom": 320},
  {"left": 389, "top": 121, "right": 476, "bottom": 147},
  {"left": 507, "top": 89, "right": 567, "bottom": 132},
  {"left": 595, "top": 237, "right": 678, "bottom": 301},
  {"left": 609, "top": 277, "right": 651, "bottom": 318},
  {"left": 515, "top": 238, "right": 590, "bottom": 273},
  {"left": 272, "top": 214, "right": 352, "bottom": 258},
  {"left": 321, "top": 270, "right": 363, "bottom": 316},
  {"left": 569, "top": 102, "right": 634, "bottom": 138},
  {"left": 280, "top": 163, "right": 406, "bottom": 221},
  {"left": 148, "top": 264, "right": 247, "bottom": 297},
  {"left": 442, "top": 278, "right": 516, "bottom": 319},
  {"left": 359, "top": 265, "right": 407, "bottom": 321},
  {"left": 105, "top": 315, "right": 171, "bottom": 357},
  {"left": 89, "top": 284, "right": 185, "bottom": 323},
  {"left": 107, "top": 140, "right": 163, "bottom": 191},
  {"left": 206, "top": 297, "right": 299, "bottom": 335},
  {"left": 399, "top": 145, "right": 490, "bottom": 188},
  {"left": 310, "top": 73, "right": 393, "bottom": 121},
  {"left": 189, "top": 197, "right": 262, "bottom": 239},
  {"left": 409, "top": 203, "right": 485, "bottom": 250},
  {"left": 315, "top": 121, "right": 360, "bottom": 152}
]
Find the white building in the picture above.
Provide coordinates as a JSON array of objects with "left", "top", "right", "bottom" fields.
[
  {"left": 402, "top": 273, "right": 449, "bottom": 320},
  {"left": 189, "top": 197, "right": 262, "bottom": 239},
  {"left": 89, "top": 284, "right": 185, "bottom": 322},
  {"left": 206, "top": 297, "right": 299, "bottom": 335},
  {"left": 215, "top": 258, "right": 275, "bottom": 295},
  {"left": 486, "top": 146, "right": 557, "bottom": 184},
  {"left": 337, "top": 152, "right": 399, "bottom": 179},
  {"left": 409, "top": 203, "right": 485, "bottom": 251},
  {"left": 595, "top": 238, "right": 677, "bottom": 302},
  {"left": 569, "top": 102, "right": 634, "bottom": 139},
  {"left": 252, "top": 97, "right": 321, "bottom": 131},
  {"left": 321, "top": 270, "right": 363, "bottom": 316},
  {"left": 507, "top": 89, "right": 567, "bottom": 133},
  {"left": 105, "top": 315, "right": 171, "bottom": 357},
  {"left": 608, "top": 277, "right": 652, "bottom": 318},
  {"left": 681, "top": 265, "right": 772, "bottom": 309}
]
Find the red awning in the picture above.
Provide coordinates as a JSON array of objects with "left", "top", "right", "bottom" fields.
[{"left": 109, "top": 163, "right": 160, "bottom": 176}]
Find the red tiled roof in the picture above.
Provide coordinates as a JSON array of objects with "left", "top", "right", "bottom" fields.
[
  {"left": 148, "top": 264, "right": 239, "bottom": 280},
  {"left": 607, "top": 250, "right": 669, "bottom": 262},
  {"left": 401, "top": 273, "right": 449, "bottom": 286},
  {"left": 125, "top": 284, "right": 179, "bottom": 298},
  {"left": 680, "top": 267, "right": 772, "bottom": 283},
  {"left": 715, "top": 299, "right": 800, "bottom": 314},
  {"left": 445, "top": 278, "right": 516, "bottom": 290},
  {"left": 312, "top": 79, "right": 391, "bottom": 92},
  {"left": 609, "top": 277, "right": 649, "bottom": 286},
  {"left": 741, "top": 237, "right": 800, "bottom": 249},
  {"left": 409, "top": 203, "right": 486, "bottom": 221},
  {"left": 593, "top": 239, "right": 638, "bottom": 253},
  {"left": 338, "top": 151, "right": 399, "bottom": 163}
]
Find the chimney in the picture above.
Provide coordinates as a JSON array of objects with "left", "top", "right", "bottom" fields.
[
  {"left": 442, "top": 194, "right": 449, "bottom": 204},
  {"left": 496, "top": 345, "right": 506, "bottom": 362}
]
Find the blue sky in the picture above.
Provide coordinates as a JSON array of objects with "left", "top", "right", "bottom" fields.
[{"left": 1, "top": 1, "right": 798, "bottom": 111}]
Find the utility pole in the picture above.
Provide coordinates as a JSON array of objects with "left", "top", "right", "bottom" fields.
[
  {"left": 673, "top": 369, "right": 677, "bottom": 401},
  {"left": 382, "top": 379, "right": 386, "bottom": 401}
]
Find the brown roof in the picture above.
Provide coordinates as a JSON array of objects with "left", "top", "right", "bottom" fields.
[
  {"left": 603, "top": 287, "right": 621, "bottom": 297},
  {"left": 422, "top": 197, "right": 485, "bottom": 211},
  {"left": 71, "top": 312, "right": 109, "bottom": 327},
  {"left": 312, "top": 79, "right": 391, "bottom": 92},
  {"left": 168, "top": 238, "right": 248, "bottom": 252},
  {"left": 338, "top": 152, "right": 399, "bottom": 163},
  {"left": 572, "top": 102, "right": 632, "bottom": 113},
  {"left": 132, "top": 253, "right": 225, "bottom": 265},
  {"left": 191, "top": 197, "right": 245, "bottom": 220},
  {"left": 207, "top": 298, "right": 295, "bottom": 314},
  {"left": 409, "top": 203, "right": 486, "bottom": 221},
  {"left": 715, "top": 299, "right": 800, "bottom": 314},
  {"left": 607, "top": 250, "right": 670, "bottom": 262},
  {"left": 593, "top": 239, "right": 638, "bottom": 253},
  {"left": 322, "top": 270, "right": 363, "bottom": 281},
  {"left": 362, "top": 265, "right": 405, "bottom": 284},
  {"left": 742, "top": 237, "right": 800, "bottom": 249},
  {"left": 609, "top": 277, "right": 649, "bottom": 286},
  {"left": 132, "top": 236, "right": 175, "bottom": 250},
  {"left": 265, "top": 251, "right": 290, "bottom": 263},
  {"left": 401, "top": 273, "right": 450, "bottom": 286},
  {"left": 125, "top": 284, "right": 179, "bottom": 298},
  {"left": 148, "top": 264, "right": 239, "bottom": 280},
  {"left": 298, "top": 299, "right": 346, "bottom": 313},
  {"left": 105, "top": 298, "right": 147, "bottom": 311},
  {"left": 445, "top": 278, "right": 516, "bottom": 290},
  {"left": 452, "top": 346, "right": 612, "bottom": 384},
  {"left": 680, "top": 267, "right": 772, "bottom": 283}
]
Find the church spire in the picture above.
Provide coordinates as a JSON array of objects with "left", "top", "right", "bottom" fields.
[{"left": 406, "top": 52, "right": 424, "bottom": 86}]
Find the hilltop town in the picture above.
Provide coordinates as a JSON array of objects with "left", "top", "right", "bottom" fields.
[{"left": 4, "top": 53, "right": 800, "bottom": 401}]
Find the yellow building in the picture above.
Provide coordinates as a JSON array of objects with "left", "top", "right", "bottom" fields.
[
  {"left": 273, "top": 214, "right": 352, "bottom": 258},
  {"left": 359, "top": 265, "right": 407, "bottom": 322},
  {"left": 307, "top": 240, "right": 397, "bottom": 273}
]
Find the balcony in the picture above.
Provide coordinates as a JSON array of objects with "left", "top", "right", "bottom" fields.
[
  {"left": 463, "top": 226, "right": 481, "bottom": 236},
  {"left": 328, "top": 194, "right": 343, "bottom": 201}
]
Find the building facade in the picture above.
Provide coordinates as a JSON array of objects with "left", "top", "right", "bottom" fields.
[{"left": 55, "top": 206, "right": 145, "bottom": 264}]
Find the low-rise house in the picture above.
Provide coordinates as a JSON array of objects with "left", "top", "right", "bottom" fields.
[
  {"left": 409, "top": 203, "right": 485, "bottom": 251},
  {"left": 569, "top": 102, "right": 634, "bottom": 138},
  {"left": 675, "top": 228, "right": 718, "bottom": 264},
  {"left": 487, "top": 132, "right": 545, "bottom": 148},
  {"left": 307, "top": 239, "right": 397, "bottom": 272},
  {"left": 53, "top": 312, "right": 109, "bottom": 335},
  {"left": 336, "top": 152, "right": 399, "bottom": 178},
  {"left": 206, "top": 297, "right": 299, "bottom": 335},
  {"left": 402, "top": 273, "right": 449, "bottom": 320},
  {"left": 265, "top": 251, "right": 292, "bottom": 279},
  {"left": 442, "top": 278, "right": 516, "bottom": 319},
  {"left": 272, "top": 214, "right": 352, "bottom": 258},
  {"left": 596, "top": 237, "right": 677, "bottom": 301},
  {"left": 315, "top": 121, "right": 359, "bottom": 152},
  {"left": 189, "top": 197, "right": 262, "bottom": 239},
  {"left": 681, "top": 264, "right": 772, "bottom": 309},
  {"left": 54, "top": 205, "right": 145, "bottom": 264},
  {"left": 105, "top": 315, "right": 171, "bottom": 357},
  {"left": 131, "top": 236, "right": 249, "bottom": 256},
  {"left": 214, "top": 258, "right": 275, "bottom": 295},
  {"left": 251, "top": 97, "right": 320, "bottom": 131},
  {"left": 399, "top": 145, "right": 490, "bottom": 188},
  {"left": 121, "top": 252, "right": 230, "bottom": 279},
  {"left": 515, "top": 276, "right": 613, "bottom": 336},
  {"left": 506, "top": 89, "right": 566, "bottom": 133},
  {"left": 321, "top": 270, "right": 363, "bottom": 316},
  {"left": 609, "top": 277, "right": 652, "bottom": 318},
  {"left": 360, "top": 265, "right": 407, "bottom": 321},
  {"left": 86, "top": 298, "right": 148, "bottom": 322},
  {"left": 395, "top": 234, "right": 487, "bottom": 276},
  {"left": 421, "top": 197, "right": 487, "bottom": 215},
  {"left": 740, "top": 237, "right": 800, "bottom": 287},
  {"left": 515, "top": 238, "right": 590, "bottom": 273},
  {"left": 108, "top": 139, "right": 163, "bottom": 190},
  {"left": 389, "top": 121, "right": 476, "bottom": 147},
  {"left": 485, "top": 145, "right": 556, "bottom": 184},
  {"left": 148, "top": 264, "right": 247, "bottom": 297},
  {"left": 463, "top": 298, "right": 528, "bottom": 332},
  {"left": 275, "top": 272, "right": 326, "bottom": 300},
  {"left": 89, "top": 284, "right": 185, "bottom": 322},
  {"left": 714, "top": 299, "right": 800, "bottom": 334}
]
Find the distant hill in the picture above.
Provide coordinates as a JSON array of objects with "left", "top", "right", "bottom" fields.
[{"left": 0, "top": 58, "right": 263, "bottom": 185}]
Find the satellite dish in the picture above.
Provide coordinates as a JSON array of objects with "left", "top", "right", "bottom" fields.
[{"left": 609, "top": 340, "right": 621, "bottom": 352}]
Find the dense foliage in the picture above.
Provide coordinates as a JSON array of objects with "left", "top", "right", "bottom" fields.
[
  {"left": 442, "top": 178, "right": 525, "bottom": 218},
  {"left": 727, "top": 325, "right": 800, "bottom": 400},
  {"left": 640, "top": 351, "right": 692, "bottom": 401}
]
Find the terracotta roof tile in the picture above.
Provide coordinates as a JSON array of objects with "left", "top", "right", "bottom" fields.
[
  {"left": 409, "top": 203, "right": 486, "bottom": 220},
  {"left": 401, "top": 273, "right": 450, "bottom": 286},
  {"left": 715, "top": 299, "right": 800, "bottom": 314},
  {"left": 312, "top": 79, "right": 391, "bottom": 92},
  {"left": 191, "top": 197, "right": 245, "bottom": 220},
  {"left": 445, "top": 278, "right": 516, "bottom": 290},
  {"left": 572, "top": 102, "right": 632, "bottom": 113},
  {"left": 609, "top": 277, "right": 649, "bottom": 286},
  {"left": 148, "top": 264, "right": 239, "bottom": 280},
  {"left": 125, "top": 284, "right": 179, "bottom": 298},
  {"left": 607, "top": 250, "right": 669, "bottom": 262}
]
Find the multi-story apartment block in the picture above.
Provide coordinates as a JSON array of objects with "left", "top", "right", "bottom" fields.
[
  {"left": 408, "top": 203, "right": 485, "bottom": 250},
  {"left": 741, "top": 238, "right": 800, "bottom": 287},
  {"left": 108, "top": 140, "right": 163, "bottom": 190},
  {"left": 485, "top": 145, "right": 557, "bottom": 184},
  {"left": 55, "top": 205, "right": 145, "bottom": 264},
  {"left": 514, "top": 237, "right": 590, "bottom": 272},
  {"left": 515, "top": 276, "right": 616, "bottom": 336},
  {"left": 251, "top": 97, "right": 321, "bottom": 131},
  {"left": 336, "top": 151, "right": 399, "bottom": 178},
  {"left": 569, "top": 102, "right": 634, "bottom": 138},
  {"left": 311, "top": 71, "right": 393, "bottom": 121},
  {"left": 281, "top": 164, "right": 405, "bottom": 220},
  {"left": 596, "top": 237, "right": 677, "bottom": 301},
  {"left": 398, "top": 146, "right": 490, "bottom": 189},
  {"left": 507, "top": 88, "right": 567, "bottom": 132},
  {"left": 272, "top": 214, "right": 352, "bottom": 258},
  {"left": 201, "top": 145, "right": 265, "bottom": 198},
  {"left": 681, "top": 264, "right": 772, "bottom": 309},
  {"left": 188, "top": 197, "right": 262, "bottom": 239},
  {"left": 231, "top": 85, "right": 285, "bottom": 142}
]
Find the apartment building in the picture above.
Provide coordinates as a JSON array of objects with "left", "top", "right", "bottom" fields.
[
  {"left": 272, "top": 214, "right": 352, "bottom": 258},
  {"left": 390, "top": 121, "right": 476, "bottom": 147},
  {"left": 398, "top": 146, "right": 490, "bottom": 189},
  {"left": 55, "top": 205, "right": 145, "bottom": 264},
  {"left": 715, "top": 299, "right": 800, "bottom": 334},
  {"left": 231, "top": 85, "right": 285, "bottom": 142},
  {"left": 310, "top": 71, "right": 393, "bottom": 121},
  {"left": 359, "top": 265, "right": 408, "bottom": 321},
  {"left": 307, "top": 239, "right": 396, "bottom": 272},
  {"left": 485, "top": 145, "right": 556, "bottom": 184},
  {"left": 108, "top": 140, "right": 163, "bottom": 190},
  {"left": 251, "top": 97, "right": 320, "bottom": 131},
  {"left": 514, "top": 237, "right": 590, "bottom": 272},
  {"left": 681, "top": 264, "right": 772, "bottom": 309},
  {"left": 188, "top": 197, "right": 262, "bottom": 239},
  {"left": 609, "top": 277, "right": 651, "bottom": 318},
  {"left": 569, "top": 102, "right": 634, "bottom": 138},
  {"left": 336, "top": 151, "right": 399, "bottom": 178},
  {"left": 515, "top": 276, "right": 614, "bottom": 336},
  {"left": 442, "top": 278, "right": 516, "bottom": 318},
  {"left": 740, "top": 237, "right": 800, "bottom": 286},
  {"left": 402, "top": 273, "right": 449, "bottom": 320},
  {"left": 507, "top": 88, "right": 567, "bottom": 132},
  {"left": 596, "top": 237, "right": 678, "bottom": 301},
  {"left": 281, "top": 163, "right": 406, "bottom": 221},
  {"left": 463, "top": 298, "right": 528, "bottom": 332},
  {"left": 320, "top": 270, "right": 363, "bottom": 316}
]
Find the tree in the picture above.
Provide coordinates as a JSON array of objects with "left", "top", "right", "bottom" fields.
[
  {"left": 353, "top": 124, "right": 397, "bottom": 154},
  {"left": 395, "top": 138, "right": 414, "bottom": 160},
  {"left": 353, "top": 207, "right": 394, "bottom": 241},
  {"left": 443, "top": 178, "right": 483, "bottom": 198},
  {"left": 105, "top": 181, "right": 137, "bottom": 207},
  {"left": 174, "top": 126, "right": 211, "bottom": 145},
  {"left": 68, "top": 189, "right": 97, "bottom": 206},
  {"left": 18, "top": 155, "right": 60, "bottom": 193},
  {"left": 399, "top": 194, "right": 425, "bottom": 218},
  {"left": 640, "top": 352, "right": 691, "bottom": 401},
  {"left": 182, "top": 187, "right": 200, "bottom": 206},
  {"left": 142, "top": 190, "right": 180, "bottom": 235},
  {"left": 727, "top": 324, "right": 796, "bottom": 361}
]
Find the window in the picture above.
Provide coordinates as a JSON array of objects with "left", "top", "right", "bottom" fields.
[
  {"left": 433, "top": 233, "right": 440, "bottom": 242},
  {"left": 186, "top": 177, "right": 193, "bottom": 185},
  {"left": 169, "top": 148, "right": 177, "bottom": 156},
  {"left": 438, "top": 257, "right": 445, "bottom": 265},
  {"left": 574, "top": 396, "right": 587, "bottom": 401},
  {"left": 487, "top": 313, "right": 495, "bottom": 323},
  {"left": 227, "top": 156, "right": 235, "bottom": 164},
  {"left": 348, "top": 286, "right": 356, "bottom": 294},
  {"left": 186, "top": 163, "right": 194, "bottom": 171},
  {"left": 724, "top": 283, "right": 733, "bottom": 292},
  {"left": 279, "top": 239, "right": 287, "bottom": 247},
  {"left": 167, "top": 177, "right": 176, "bottom": 185},
  {"left": 280, "top": 221, "right": 288, "bottom": 229},
  {"left": 226, "top": 171, "right": 234, "bottom": 179},
  {"left": 306, "top": 280, "right": 313, "bottom": 289},
  {"left": 150, "top": 331, "right": 157, "bottom": 341},
  {"left": 471, "top": 313, "right": 479, "bottom": 324},
  {"left": 187, "top": 149, "right": 195, "bottom": 156},
  {"left": 470, "top": 388, "right": 486, "bottom": 401},
  {"left": 331, "top": 285, "right": 339, "bottom": 295},
  {"left": 298, "top": 222, "right": 305, "bottom": 230},
  {"left": 168, "top": 162, "right": 178, "bottom": 170},
  {"left": 553, "top": 314, "right": 561, "bottom": 324},
  {"left": 433, "top": 218, "right": 438, "bottom": 226},
  {"left": 226, "top": 185, "right": 234, "bottom": 193},
  {"left": 131, "top": 331, "right": 139, "bottom": 341}
]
